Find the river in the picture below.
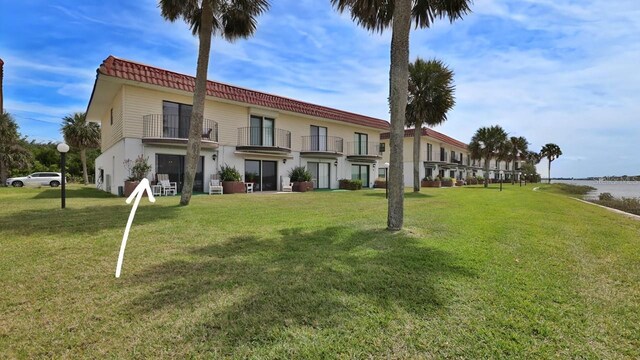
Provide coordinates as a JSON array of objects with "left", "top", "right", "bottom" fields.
[{"left": 552, "top": 180, "right": 640, "bottom": 200}]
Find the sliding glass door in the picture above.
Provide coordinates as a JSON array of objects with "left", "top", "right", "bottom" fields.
[
  {"left": 244, "top": 160, "right": 277, "bottom": 191},
  {"left": 351, "top": 164, "right": 369, "bottom": 188},
  {"left": 156, "top": 154, "right": 204, "bottom": 192},
  {"left": 308, "top": 162, "right": 330, "bottom": 189}
]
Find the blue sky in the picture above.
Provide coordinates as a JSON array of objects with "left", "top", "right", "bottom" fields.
[{"left": 2, "top": 0, "right": 639, "bottom": 178}]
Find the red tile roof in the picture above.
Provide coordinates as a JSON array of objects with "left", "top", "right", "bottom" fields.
[
  {"left": 380, "top": 128, "right": 468, "bottom": 150},
  {"left": 98, "top": 56, "right": 390, "bottom": 130}
]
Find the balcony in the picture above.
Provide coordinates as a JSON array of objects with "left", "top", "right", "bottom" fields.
[
  {"left": 346, "top": 141, "right": 382, "bottom": 162},
  {"left": 301, "top": 136, "right": 343, "bottom": 157},
  {"left": 236, "top": 127, "right": 291, "bottom": 153},
  {"left": 142, "top": 114, "right": 219, "bottom": 149}
]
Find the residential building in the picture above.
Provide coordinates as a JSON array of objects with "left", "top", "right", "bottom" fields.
[{"left": 86, "top": 56, "right": 389, "bottom": 194}]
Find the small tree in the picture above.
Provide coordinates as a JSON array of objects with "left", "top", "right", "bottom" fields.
[
  {"left": 468, "top": 125, "right": 508, "bottom": 188},
  {"left": 61, "top": 112, "right": 100, "bottom": 184},
  {"left": 0, "top": 112, "right": 31, "bottom": 185},
  {"left": 540, "top": 143, "right": 562, "bottom": 184}
]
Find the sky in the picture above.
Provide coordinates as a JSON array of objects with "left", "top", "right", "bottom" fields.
[{"left": 1, "top": 0, "right": 639, "bottom": 178}]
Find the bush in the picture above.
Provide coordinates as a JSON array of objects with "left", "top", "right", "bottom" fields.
[
  {"left": 593, "top": 195, "right": 640, "bottom": 216},
  {"left": 476, "top": 176, "right": 484, "bottom": 181},
  {"left": 124, "top": 155, "right": 151, "bottom": 181},
  {"left": 339, "top": 179, "right": 362, "bottom": 190},
  {"left": 599, "top": 192, "right": 614, "bottom": 201},
  {"left": 289, "top": 166, "right": 312, "bottom": 182},
  {"left": 219, "top": 164, "right": 242, "bottom": 182},
  {"left": 441, "top": 177, "right": 452, "bottom": 182},
  {"left": 422, "top": 176, "right": 434, "bottom": 181},
  {"left": 554, "top": 183, "right": 596, "bottom": 195}
]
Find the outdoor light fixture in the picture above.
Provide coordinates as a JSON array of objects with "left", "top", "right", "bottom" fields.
[
  {"left": 334, "top": 160, "right": 338, "bottom": 167},
  {"left": 283, "top": 159, "right": 287, "bottom": 164},
  {"left": 57, "top": 142, "right": 70, "bottom": 209},
  {"left": 212, "top": 153, "right": 217, "bottom": 161}
]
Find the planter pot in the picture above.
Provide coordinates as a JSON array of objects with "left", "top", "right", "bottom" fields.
[
  {"left": 441, "top": 180, "right": 454, "bottom": 187},
  {"left": 421, "top": 180, "right": 441, "bottom": 188},
  {"left": 293, "top": 181, "right": 314, "bottom": 192},
  {"left": 124, "top": 180, "right": 150, "bottom": 197},
  {"left": 374, "top": 180, "right": 386, "bottom": 188},
  {"left": 222, "top": 181, "right": 245, "bottom": 194},
  {"left": 455, "top": 180, "right": 464, "bottom": 187},
  {"left": 468, "top": 179, "right": 478, "bottom": 185}
]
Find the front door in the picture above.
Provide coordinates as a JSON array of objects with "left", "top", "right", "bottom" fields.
[
  {"left": 351, "top": 164, "right": 369, "bottom": 188},
  {"left": 156, "top": 154, "right": 204, "bottom": 192},
  {"left": 244, "top": 160, "right": 277, "bottom": 191},
  {"left": 308, "top": 162, "right": 330, "bottom": 189}
]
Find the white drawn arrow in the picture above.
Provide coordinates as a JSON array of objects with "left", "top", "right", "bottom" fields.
[{"left": 115, "top": 178, "right": 156, "bottom": 278}]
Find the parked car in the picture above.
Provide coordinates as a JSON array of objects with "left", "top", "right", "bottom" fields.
[{"left": 6, "top": 172, "right": 63, "bottom": 187}]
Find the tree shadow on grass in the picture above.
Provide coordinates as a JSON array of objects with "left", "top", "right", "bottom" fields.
[
  {"left": 32, "top": 187, "right": 116, "bottom": 199},
  {"left": 126, "top": 226, "right": 474, "bottom": 350},
  {"left": 0, "top": 204, "right": 180, "bottom": 236},
  {"left": 363, "top": 192, "right": 434, "bottom": 198}
]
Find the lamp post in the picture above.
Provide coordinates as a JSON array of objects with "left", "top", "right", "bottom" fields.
[
  {"left": 384, "top": 162, "right": 390, "bottom": 199},
  {"left": 57, "top": 143, "right": 69, "bottom": 209}
]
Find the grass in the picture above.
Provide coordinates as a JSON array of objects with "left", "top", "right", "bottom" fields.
[{"left": 1, "top": 183, "right": 639, "bottom": 358}]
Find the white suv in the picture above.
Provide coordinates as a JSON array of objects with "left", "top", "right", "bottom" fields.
[{"left": 6, "top": 172, "right": 63, "bottom": 187}]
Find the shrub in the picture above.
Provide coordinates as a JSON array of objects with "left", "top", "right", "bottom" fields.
[
  {"left": 441, "top": 177, "right": 452, "bottom": 182},
  {"left": 289, "top": 166, "right": 312, "bottom": 182},
  {"left": 219, "top": 164, "right": 242, "bottom": 182},
  {"left": 593, "top": 195, "right": 640, "bottom": 216},
  {"left": 422, "top": 176, "right": 434, "bottom": 181},
  {"left": 599, "top": 192, "right": 614, "bottom": 201},
  {"left": 476, "top": 176, "right": 484, "bottom": 181},
  {"left": 124, "top": 155, "right": 151, "bottom": 181},
  {"left": 339, "top": 179, "right": 363, "bottom": 190},
  {"left": 554, "top": 183, "right": 596, "bottom": 195}
]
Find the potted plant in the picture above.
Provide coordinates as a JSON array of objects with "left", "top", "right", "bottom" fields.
[
  {"left": 123, "top": 155, "right": 151, "bottom": 197},
  {"left": 219, "top": 164, "right": 244, "bottom": 194},
  {"left": 455, "top": 178, "right": 464, "bottom": 186},
  {"left": 339, "top": 179, "right": 362, "bottom": 190},
  {"left": 289, "top": 166, "right": 314, "bottom": 192},
  {"left": 466, "top": 176, "right": 478, "bottom": 185},
  {"left": 441, "top": 176, "right": 454, "bottom": 187},
  {"left": 421, "top": 176, "right": 441, "bottom": 188}
]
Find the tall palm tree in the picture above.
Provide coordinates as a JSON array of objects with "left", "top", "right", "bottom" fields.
[
  {"left": 61, "top": 112, "right": 100, "bottom": 185},
  {"left": 468, "top": 125, "right": 508, "bottom": 188},
  {"left": 1, "top": 58, "right": 4, "bottom": 113},
  {"left": 160, "top": 0, "right": 270, "bottom": 206},
  {"left": 406, "top": 58, "right": 455, "bottom": 192},
  {"left": 0, "top": 112, "right": 31, "bottom": 185},
  {"left": 540, "top": 143, "right": 562, "bottom": 184},
  {"left": 331, "top": 0, "right": 471, "bottom": 231},
  {"left": 508, "top": 136, "right": 528, "bottom": 184}
]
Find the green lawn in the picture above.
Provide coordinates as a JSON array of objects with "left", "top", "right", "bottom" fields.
[{"left": 1, "top": 184, "right": 639, "bottom": 358}]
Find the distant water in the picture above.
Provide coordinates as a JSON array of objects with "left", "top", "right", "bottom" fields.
[{"left": 552, "top": 180, "right": 640, "bottom": 200}]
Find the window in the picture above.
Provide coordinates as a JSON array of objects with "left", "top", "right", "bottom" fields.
[
  {"left": 378, "top": 168, "right": 386, "bottom": 178},
  {"left": 354, "top": 133, "right": 368, "bottom": 155},
  {"left": 450, "top": 170, "right": 455, "bottom": 178},
  {"left": 310, "top": 125, "right": 327, "bottom": 151},
  {"left": 440, "top": 147, "right": 446, "bottom": 162},
  {"left": 163, "top": 101, "right": 192, "bottom": 138},
  {"left": 250, "top": 115, "right": 275, "bottom": 146},
  {"left": 110, "top": 108, "right": 113, "bottom": 125},
  {"left": 425, "top": 167, "right": 433, "bottom": 178},
  {"left": 451, "top": 151, "right": 456, "bottom": 163},
  {"left": 427, "top": 144, "right": 433, "bottom": 161}
]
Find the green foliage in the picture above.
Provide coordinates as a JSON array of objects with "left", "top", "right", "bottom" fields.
[
  {"left": 540, "top": 143, "right": 562, "bottom": 162},
  {"left": 245, "top": 172, "right": 258, "bottom": 183},
  {"left": 124, "top": 155, "right": 151, "bottom": 181},
  {"left": 593, "top": 196, "right": 640, "bottom": 216},
  {"left": 339, "top": 179, "right": 363, "bottom": 190},
  {"left": 405, "top": 58, "right": 455, "bottom": 128},
  {"left": 0, "top": 112, "right": 32, "bottom": 184},
  {"left": 219, "top": 164, "right": 242, "bottom": 182},
  {"left": 598, "top": 193, "right": 614, "bottom": 201},
  {"left": 468, "top": 125, "right": 508, "bottom": 166},
  {"left": 288, "top": 166, "right": 312, "bottom": 182},
  {"left": 476, "top": 176, "right": 484, "bottom": 181},
  {"left": 552, "top": 183, "right": 596, "bottom": 195},
  {"left": 61, "top": 112, "right": 100, "bottom": 150}
]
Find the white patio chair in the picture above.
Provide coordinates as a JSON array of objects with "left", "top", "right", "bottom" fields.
[
  {"left": 281, "top": 176, "right": 293, "bottom": 192},
  {"left": 209, "top": 179, "right": 223, "bottom": 195},
  {"left": 245, "top": 182, "right": 254, "bottom": 193},
  {"left": 157, "top": 174, "right": 177, "bottom": 196}
]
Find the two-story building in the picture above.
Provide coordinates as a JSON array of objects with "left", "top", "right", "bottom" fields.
[{"left": 86, "top": 56, "right": 389, "bottom": 194}]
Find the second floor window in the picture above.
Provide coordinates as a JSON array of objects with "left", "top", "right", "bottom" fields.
[
  {"left": 354, "top": 133, "right": 368, "bottom": 155},
  {"left": 310, "top": 125, "right": 327, "bottom": 151},
  {"left": 440, "top": 147, "right": 446, "bottom": 162},
  {"left": 451, "top": 150, "right": 456, "bottom": 163},
  {"left": 427, "top": 143, "right": 433, "bottom": 161},
  {"left": 163, "top": 101, "right": 192, "bottom": 138},
  {"left": 250, "top": 115, "right": 275, "bottom": 146}
]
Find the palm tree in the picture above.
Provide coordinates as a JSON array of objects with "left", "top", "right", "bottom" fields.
[
  {"left": 540, "top": 143, "right": 562, "bottom": 184},
  {"left": 508, "top": 136, "right": 528, "bottom": 184},
  {"left": 331, "top": 0, "right": 471, "bottom": 231},
  {"left": 406, "top": 58, "right": 455, "bottom": 192},
  {"left": 0, "top": 112, "right": 31, "bottom": 185},
  {"left": 468, "top": 125, "right": 508, "bottom": 188},
  {"left": 159, "top": 0, "right": 270, "bottom": 206},
  {"left": 1, "top": 58, "right": 4, "bottom": 113},
  {"left": 61, "top": 112, "right": 100, "bottom": 185}
]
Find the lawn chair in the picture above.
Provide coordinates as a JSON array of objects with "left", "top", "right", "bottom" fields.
[
  {"left": 209, "top": 179, "right": 223, "bottom": 195},
  {"left": 281, "top": 176, "right": 293, "bottom": 192},
  {"left": 202, "top": 128, "right": 213, "bottom": 140},
  {"left": 157, "top": 174, "right": 177, "bottom": 196}
]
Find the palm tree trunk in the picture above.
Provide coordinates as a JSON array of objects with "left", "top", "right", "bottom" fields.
[
  {"left": 484, "top": 157, "right": 489, "bottom": 188},
  {"left": 413, "top": 120, "right": 421, "bottom": 192},
  {"left": 512, "top": 155, "right": 516, "bottom": 185},
  {"left": 80, "top": 148, "right": 89, "bottom": 185},
  {"left": 548, "top": 159, "right": 551, "bottom": 184},
  {"left": 0, "top": 158, "right": 7, "bottom": 186},
  {"left": 387, "top": 0, "right": 411, "bottom": 231},
  {"left": 180, "top": 1, "right": 214, "bottom": 206}
]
